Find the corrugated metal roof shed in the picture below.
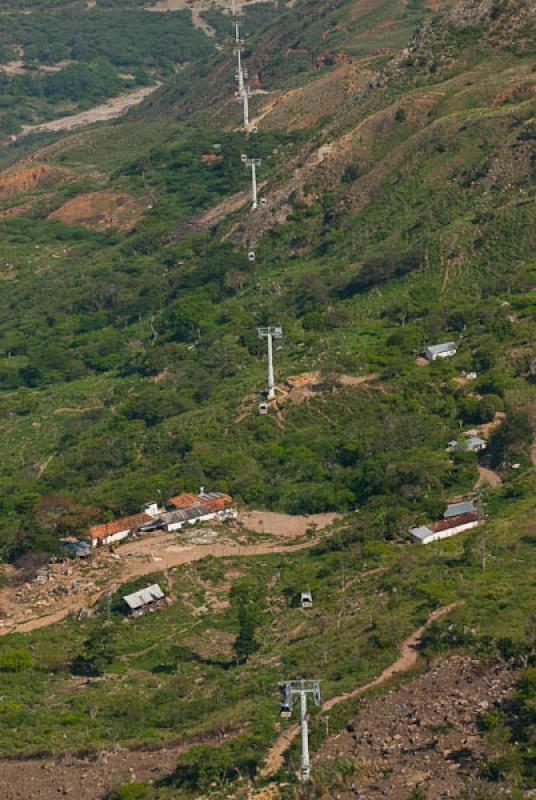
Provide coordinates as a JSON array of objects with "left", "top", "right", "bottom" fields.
[
  {"left": 427, "top": 341, "right": 457, "bottom": 356},
  {"left": 124, "top": 584, "right": 164, "bottom": 610},
  {"left": 410, "top": 525, "right": 433, "bottom": 542},
  {"left": 464, "top": 436, "right": 486, "bottom": 451},
  {"left": 444, "top": 500, "right": 476, "bottom": 518}
]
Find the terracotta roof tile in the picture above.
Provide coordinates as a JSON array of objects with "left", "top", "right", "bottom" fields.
[
  {"left": 168, "top": 493, "right": 201, "bottom": 510},
  {"left": 427, "top": 512, "right": 480, "bottom": 533},
  {"left": 90, "top": 512, "right": 152, "bottom": 541}
]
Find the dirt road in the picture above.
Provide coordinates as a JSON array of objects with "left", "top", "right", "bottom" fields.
[
  {"left": 17, "top": 85, "right": 160, "bottom": 139},
  {"left": 261, "top": 602, "right": 462, "bottom": 776},
  {"left": 0, "top": 512, "right": 336, "bottom": 637}
]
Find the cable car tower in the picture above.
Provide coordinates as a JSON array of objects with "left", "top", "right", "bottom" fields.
[
  {"left": 257, "top": 326, "right": 282, "bottom": 400},
  {"left": 232, "top": 4, "right": 251, "bottom": 129},
  {"left": 279, "top": 679, "right": 322, "bottom": 781},
  {"left": 241, "top": 153, "right": 261, "bottom": 209}
]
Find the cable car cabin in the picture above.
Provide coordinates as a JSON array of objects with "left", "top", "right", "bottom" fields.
[
  {"left": 258, "top": 402, "right": 269, "bottom": 415},
  {"left": 280, "top": 702, "right": 292, "bottom": 718},
  {"left": 248, "top": 250, "right": 256, "bottom": 262},
  {"left": 300, "top": 589, "right": 313, "bottom": 608}
]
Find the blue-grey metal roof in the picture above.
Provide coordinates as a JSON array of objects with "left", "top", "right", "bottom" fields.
[
  {"left": 426, "top": 342, "right": 457, "bottom": 356},
  {"left": 160, "top": 504, "right": 211, "bottom": 525},
  {"left": 410, "top": 525, "right": 433, "bottom": 542},
  {"left": 444, "top": 500, "right": 476, "bottom": 518},
  {"left": 63, "top": 541, "right": 91, "bottom": 555},
  {"left": 464, "top": 436, "right": 486, "bottom": 451}
]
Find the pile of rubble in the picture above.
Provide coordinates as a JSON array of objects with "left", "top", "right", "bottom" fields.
[
  {"left": 0, "top": 555, "right": 119, "bottom": 626},
  {"left": 317, "top": 656, "right": 517, "bottom": 799}
]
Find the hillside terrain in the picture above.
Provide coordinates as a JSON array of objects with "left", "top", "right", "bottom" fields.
[{"left": 0, "top": 0, "right": 534, "bottom": 797}]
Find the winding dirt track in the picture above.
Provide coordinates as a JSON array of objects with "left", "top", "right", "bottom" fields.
[{"left": 261, "top": 601, "right": 462, "bottom": 777}]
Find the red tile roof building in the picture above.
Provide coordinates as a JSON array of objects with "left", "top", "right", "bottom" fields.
[{"left": 89, "top": 512, "right": 153, "bottom": 546}]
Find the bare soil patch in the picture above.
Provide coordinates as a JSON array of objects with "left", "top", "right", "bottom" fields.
[
  {"left": 48, "top": 191, "right": 145, "bottom": 230},
  {"left": 478, "top": 411, "right": 506, "bottom": 438},
  {"left": 146, "top": 0, "right": 216, "bottom": 36},
  {"left": 0, "top": 204, "right": 32, "bottom": 219},
  {"left": 17, "top": 85, "right": 161, "bottom": 138},
  {"left": 239, "top": 511, "right": 338, "bottom": 537},
  {"left": 0, "top": 163, "right": 73, "bottom": 200},
  {"left": 0, "top": 730, "right": 242, "bottom": 800},
  {"left": 475, "top": 465, "right": 502, "bottom": 488}
]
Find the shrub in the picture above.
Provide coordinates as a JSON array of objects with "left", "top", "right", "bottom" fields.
[
  {"left": 110, "top": 783, "right": 150, "bottom": 800},
  {"left": 0, "top": 649, "right": 33, "bottom": 672}
]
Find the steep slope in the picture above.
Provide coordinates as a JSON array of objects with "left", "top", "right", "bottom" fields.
[{"left": 0, "top": 0, "right": 534, "bottom": 798}]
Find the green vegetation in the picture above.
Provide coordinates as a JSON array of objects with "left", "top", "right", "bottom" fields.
[
  {"left": 0, "top": 2, "right": 213, "bottom": 133},
  {"left": 0, "top": 0, "right": 534, "bottom": 796},
  {"left": 0, "top": 486, "right": 534, "bottom": 791}
]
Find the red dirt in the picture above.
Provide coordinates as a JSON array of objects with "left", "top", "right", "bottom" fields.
[
  {"left": 48, "top": 191, "right": 145, "bottom": 230},
  {"left": 0, "top": 163, "right": 72, "bottom": 200}
]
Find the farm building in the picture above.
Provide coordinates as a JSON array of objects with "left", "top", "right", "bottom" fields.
[
  {"left": 168, "top": 490, "right": 234, "bottom": 514},
  {"left": 463, "top": 435, "right": 487, "bottom": 452},
  {"left": 149, "top": 499, "right": 237, "bottom": 533},
  {"left": 300, "top": 588, "right": 313, "bottom": 608},
  {"left": 123, "top": 584, "right": 165, "bottom": 616},
  {"left": 168, "top": 492, "right": 201, "bottom": 510},
  {"left": 447, "top": 436, "right": 487, "bottom": 453},
  {"left": 89, "top": 512, "right": 153, "bottom": 548},
  {"left": 410, "top": 512, "right": 482, "bottom": 545},
  {"left": 160, "top": 504, "right": 216, "bottom": 532},
  {"left": 88, "top": 489, "right": 236, "bottom": 546},
  {"left": 425, "top": 342, "right": 457, "bottom": 361}
]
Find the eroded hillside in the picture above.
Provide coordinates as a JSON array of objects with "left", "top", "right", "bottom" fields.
[{"left": 0, "top": 0, "right": 534, "bottom": 797}]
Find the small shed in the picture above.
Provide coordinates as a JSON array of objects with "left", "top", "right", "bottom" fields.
[
  {"left": 463, "top": 435, "right": 486, "bottom": 452},
  {"left": 62, "top": 540, "right": 91, "bottom": 559},
  {"left": 425, "top": 342, "right": 457, "bottom": 361},
  {"left": 123, "top": 583, "right": 165, "bottom": 616}
]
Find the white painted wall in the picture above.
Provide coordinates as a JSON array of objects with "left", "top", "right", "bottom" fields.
[
  {"left": 417, "top": 519, "right": 480, "bottom": 545},
  {"left": 92, "top": 528, "right": 131, "bottom": 548}
]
